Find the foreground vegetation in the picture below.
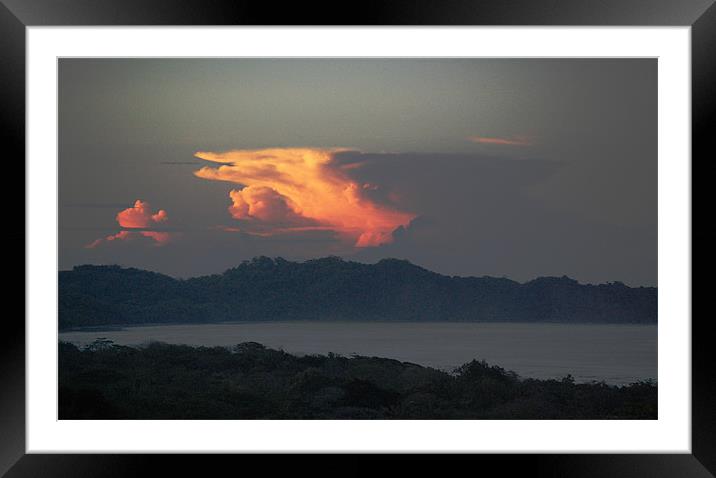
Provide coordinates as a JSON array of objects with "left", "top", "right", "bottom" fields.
[{"left": 59, "top": 341, "right": 657, "bottom": 419}]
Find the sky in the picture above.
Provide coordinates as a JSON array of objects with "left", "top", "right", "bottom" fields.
[{"left": 59, "top": 58, "right": 657, "bottom": 286}]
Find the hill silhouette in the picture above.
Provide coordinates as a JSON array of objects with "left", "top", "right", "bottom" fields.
[{"left": 59, "top": 256, "right": 657, "bottom": 329}]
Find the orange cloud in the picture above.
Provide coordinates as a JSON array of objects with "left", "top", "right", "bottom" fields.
[
  {"left": 86, "top": 231, "right": 132, "bottom": 249},
  {"left": 194, "top": 148, "right": 415, "bottom": 247},
  {"left": 468, "top": 135, "right": 533, "bottom": 146},
  {"left": 139, "top": 231, "right": 171, "bottom": 246},
  {"left": 116, "top": 200, "right": 168, "bottom": 228},
  {"left": 228, "top": 186, "right": 304, "bottom": 224},
  {"left": 86, "top": 200, "right": 171, "bottom": 248}
]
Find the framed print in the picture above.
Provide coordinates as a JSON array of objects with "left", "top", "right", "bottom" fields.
[{"left": 3, "top": 0, "right": 710, "bottom": 474}]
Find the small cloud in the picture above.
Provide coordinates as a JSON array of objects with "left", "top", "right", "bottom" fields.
[
  {"left": 116, "top": 200, "right": 168, "bottom": 228},
  {"left": 340, "top": 161, "right": 366, "bottom": 171},
  {"left": 87, "top": 200, "right": 172, "bottom": 248},
  {"left": 467, "top": 135, "right": 534, "bottom": 146},
  {"left": 355, "top": 231, "right": 394, "bottom": 247},
  {"left": 139, "top": 231, "right": 171, "bottom": 246}
]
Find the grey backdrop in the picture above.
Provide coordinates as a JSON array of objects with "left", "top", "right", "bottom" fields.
[{"left": 59, "top": 58, "right": 657, "bottom": 286}]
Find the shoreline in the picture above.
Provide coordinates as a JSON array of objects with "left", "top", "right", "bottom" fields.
[
  {"left": 58, "top": 322, "right": 658, "bottom": 386},
  {"left": 59, "top": 319, "right": 659, "bottom": 333}
]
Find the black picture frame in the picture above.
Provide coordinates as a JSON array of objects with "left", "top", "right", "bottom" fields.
[{"left": 2, "top": 0, "right": 709, "bottom": 474}]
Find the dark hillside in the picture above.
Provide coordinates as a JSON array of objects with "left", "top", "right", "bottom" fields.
[
  {"left": 59, "top": 257, "right": 657, "bottom": 329},
  {"left": 59, "top": 341, "right": 657, "bottom": 420}
]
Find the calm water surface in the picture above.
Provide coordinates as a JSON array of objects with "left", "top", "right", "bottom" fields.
[{"left": 59, "top": 322, "right": 657, "bottom": 385}]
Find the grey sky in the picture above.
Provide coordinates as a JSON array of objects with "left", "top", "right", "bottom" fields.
[{"left": 59, "top": 58, "right": 656, "bottom": 286}]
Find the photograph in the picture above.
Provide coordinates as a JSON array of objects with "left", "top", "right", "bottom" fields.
[
  {"left": 3, "top": 0, "right": 709, "bottom": 470},
  {"left": 57, "top": 57, "right": 658, "bottom": 420}
]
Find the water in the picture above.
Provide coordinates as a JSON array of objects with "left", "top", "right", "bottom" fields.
[{"left": 59, "top": 322, "right": 657, "bottom": 385}]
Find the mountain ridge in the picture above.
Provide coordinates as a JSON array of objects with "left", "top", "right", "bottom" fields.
[{"left": 59, "top": 256, "right": 657, "bottom": 329}]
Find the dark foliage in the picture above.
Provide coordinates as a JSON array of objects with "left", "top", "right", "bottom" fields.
[
  {"left": 59, "top": 341, "right": 657, "bottom": 420},
  {"left": 59, "top": 257, "right": 657, "bottom": 329}
]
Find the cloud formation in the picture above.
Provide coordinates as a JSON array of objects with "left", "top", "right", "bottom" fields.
[
  {"left": 468, "top": 135, "right": 533, "bottom": 146},
  {"left": 228, "top": 186, "right": 304, "bottom": 224},
  {"left": 116, "top": 200, "right": 168, "bottom": 228},
  {"left": 87, "top": 200, "right": 171, "bottom": 248},
  {"left": 194, "top": 148, "right": 415, "bottom": 247}
]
